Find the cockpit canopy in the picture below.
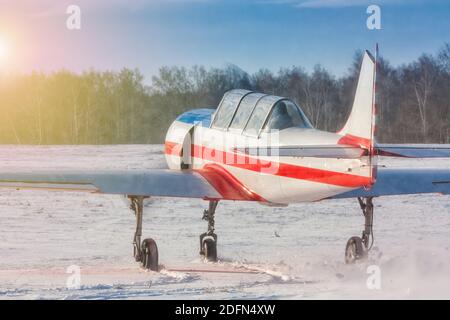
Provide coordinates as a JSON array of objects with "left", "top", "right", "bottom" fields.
[{"left": 211, "top": 89, "right": 312, "bottom": 136}]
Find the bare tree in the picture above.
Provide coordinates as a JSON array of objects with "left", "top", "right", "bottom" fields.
[{"left": 402, "top": 55, "right": 439, "bottom": 141}]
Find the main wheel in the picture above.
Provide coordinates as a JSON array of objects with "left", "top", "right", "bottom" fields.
[
  {"left": 202, "top": 236, "right": 217, "bottom": 262},
  {"left": 199, "top": 233, "right": 217, "bottom": 256},
  {"left": 345, "top": 236, "right": 367, "bottom": 264},
  {"left": 141, "top": 238, "right": 159, "bottom": 271}
]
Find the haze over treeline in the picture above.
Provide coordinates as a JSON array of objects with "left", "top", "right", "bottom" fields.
[{"left": 1, "top": 44, "right": 450, "bottom": 145}]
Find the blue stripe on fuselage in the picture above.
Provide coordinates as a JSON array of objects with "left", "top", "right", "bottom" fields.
[{"left": 176, "top": 108, "right": 215, "bottom": 127}]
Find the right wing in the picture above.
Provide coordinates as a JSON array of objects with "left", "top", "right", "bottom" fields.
[{"left": 333, "top": 167, "right": 450, "bottom": 199}]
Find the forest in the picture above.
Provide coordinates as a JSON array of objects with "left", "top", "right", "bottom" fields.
[{"left": 0, "top": 44, "right": 449, "bottom": 145}]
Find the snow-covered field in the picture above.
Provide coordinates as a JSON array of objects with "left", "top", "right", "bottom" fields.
[{"left": 1, "top": 145, "right": 450, "bottom": 300}]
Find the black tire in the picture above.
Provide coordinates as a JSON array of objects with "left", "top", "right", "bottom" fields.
[
  {"left": 202, "top": 236, "right": 217, "bottom": 262},
  {"left": 200, "top": 233, "right": 217, "bottom": 256},
  {"left": 141, "top": 238, "right": 159, "bottom": 271},
  {"left": 345, "top": 236, "right": 367, "bottom": 264}
]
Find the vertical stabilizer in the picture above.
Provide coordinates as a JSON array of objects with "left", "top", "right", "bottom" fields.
[{"left": 338, "top": 50, "right": 377, "bottom": 150}]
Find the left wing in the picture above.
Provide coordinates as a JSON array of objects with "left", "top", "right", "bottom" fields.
[
  {"left": 0, "top": 169, "right": 222, "bottom": 200},
  {"left": 0, "top": 167, "right": 268, "bottom": 202}
]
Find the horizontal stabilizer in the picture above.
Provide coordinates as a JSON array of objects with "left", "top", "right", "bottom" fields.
[
  {"left": 375, "top": 144, "right": 450, "bottom": 158},
  {"left": 233, "top": 145, "right": 366, "bottom": 159},
  {"left": 235, "top": 144, "right": 450, "bottom": 159}
]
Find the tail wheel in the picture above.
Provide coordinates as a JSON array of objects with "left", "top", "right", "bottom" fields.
[
  {"left": 141, "top": 238, "right": 159, "bottom": 271},
  {"left": 345, "top": 236, "right": 367, "bottom": 264},
  {"left": 202, "top": 236, "right": 217, "bottom": 262}
]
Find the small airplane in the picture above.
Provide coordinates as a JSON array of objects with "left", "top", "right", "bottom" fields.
[{"left": 1, "top": 48, "right": 450, "bottom": 271}]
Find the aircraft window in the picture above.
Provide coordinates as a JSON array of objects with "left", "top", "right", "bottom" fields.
[
  {"left": 212, "top": 91, "right": 249, "bottom": 129},
  {"left": 229, "top": 93, "right": 266, "bottom": 130},
  {"left": 263, "top": 100, "right": 310, "bottom": 132},
  {"left": 244, "top": 96, "right": 279, "bottom": 136}
]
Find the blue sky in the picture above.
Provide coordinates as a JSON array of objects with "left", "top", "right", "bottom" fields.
[{"left": 1, "top": 0, "right": 449, "bottom": 81}]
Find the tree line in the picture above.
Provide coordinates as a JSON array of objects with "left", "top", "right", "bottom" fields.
[{"left": 0, "top": 44, "right": 449, "bottom": 145}]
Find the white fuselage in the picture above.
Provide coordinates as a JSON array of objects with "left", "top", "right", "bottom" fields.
[{"left": 165, "top": 114, "right": 372, "bottom": 204}]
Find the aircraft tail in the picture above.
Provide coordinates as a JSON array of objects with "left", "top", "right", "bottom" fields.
[{"left": 338, "top": 49, "right": 377, "bottom": 151}]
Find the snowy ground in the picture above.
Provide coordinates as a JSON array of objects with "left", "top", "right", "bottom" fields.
[{"left": 1, "top": 145, "right": 450, "bottom": 300}]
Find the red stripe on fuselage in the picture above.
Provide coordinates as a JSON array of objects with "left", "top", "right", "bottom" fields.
[
  {"left": 198, "top": 164, "right": 267, "bottom": 202},
  {"left": 166, "top": 141, "right": 372, "bottom": 188},
  {"left": 165, "top": 141, "right": 183, "bottom": 156}
]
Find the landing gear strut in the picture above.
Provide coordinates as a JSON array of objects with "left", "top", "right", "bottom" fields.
[
  {"left": 130, "top": 196, "right": 159, "bottom": 271},
  {"left": 345, "top": 197, "right": 374, "bottom": 264},
  {"left": 199, "top": 200, "right": 219, "bottom": 262}
]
